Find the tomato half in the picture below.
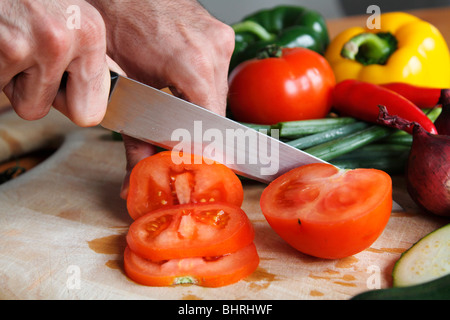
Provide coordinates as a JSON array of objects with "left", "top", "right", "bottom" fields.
[
  {"left": 126, "top": 151, "right": 244, "bottom": 220},
  {"left": 124, "top": 243, "right": 259, "bottom": 287},
  {"left": 227, "top": 47, "right": 335, "bottom": 125},
  {"left": 260, "top": 163, "right": 392, "bottom": 259},
  {"left": 126, "top": 202, "right": 255, "bottom": 261}
]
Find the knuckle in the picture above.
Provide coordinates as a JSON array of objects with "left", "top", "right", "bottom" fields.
[
  {"left": 209, "top": 21, "right": 235, "bottom": 57},
  {"left": 1, "top": 39, "right": 29, "bottom": 65},
  {"left": 40, "top": 22, "right": 71, "bottom": 59},
  {"left": 219, "top": 23, "right": 236, "bottom": 53},
  {"left": 81, "top": 9, "right": 107, "bottom": 47}
]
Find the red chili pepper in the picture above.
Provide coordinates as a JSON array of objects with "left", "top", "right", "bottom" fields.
[
  {"left": 332, "top": 80, "right": 438, "bottom": 134},
  {"left": 380, "top": 82, "right": 442, "bottom": 109}
]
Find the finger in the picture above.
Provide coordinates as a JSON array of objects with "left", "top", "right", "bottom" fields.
[
  {"left": 106, "top": 55, "right": 127, "bottom": 77},
  {"left": 52, "top": 6, "right": 111, "bottom": 127},
  {"left": 120, "top": 134, "right": 157, "bottom": 199},
  {"left": 0, "top": 36, "right": 55, "bottom": 120},
  {"left": 169, "top": 62, "right": 226, "bottom": 116},
  {"left": 53, "top": 54, "right": 111, "bottom": 127},
  {"left": 166, "top": 31, "right": 234, "bottom": 117},
  {"left": 53, "top": 55, "right": 124, "bottom": 122},
  {"left": 3, "top": 66, "right": 62, "bottom": 121}
]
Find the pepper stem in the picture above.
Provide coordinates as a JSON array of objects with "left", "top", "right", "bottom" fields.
[
  {"left": 256, "top": 44, "right": 283, "bottom": 59},
  {"left": 377, "top": 105, "right": 416, "bottom": 133},
  {"left": 231, "top": 21, "right": 274, "bottom": 42},
  {"left": 341, "top": 32, "right": 397, "bottom": 65}
]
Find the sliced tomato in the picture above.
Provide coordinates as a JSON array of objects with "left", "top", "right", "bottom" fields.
[
  {"left": 126, "top": 202, "right": 255, "bottom": 261},
  {"left": 124, "top": 243, "right": 259, "bottom": 287},
  {"left": 260, "top": 163, "right": 392, "bottom": 259},
  {"left": 126, "top": 151, "right": 244, "bottom": 220}
]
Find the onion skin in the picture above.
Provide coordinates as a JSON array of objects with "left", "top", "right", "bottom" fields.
[
  {"left": 406, "top": 125, "right": 450, "bottom": 216},
  {"left": 435, "top": 89, "right": 450, "bottom": 135},
  {"left": 378, "top": 105, "right": 450, "bottom": 217}
]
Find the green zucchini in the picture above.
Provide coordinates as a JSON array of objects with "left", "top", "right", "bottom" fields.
[
  {"left": 392, "top": 223, "right": 450, "bottom": 287},
  {"left": 351, "top": 224, "right": 450, "bottom": 300},
  {"left": 351, "top": 274, "right": 450, "bottom": 300}
]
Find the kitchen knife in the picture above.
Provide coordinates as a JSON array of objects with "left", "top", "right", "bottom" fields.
[{"left": 100, "top": 71, "right": 328, "bottom": 183}]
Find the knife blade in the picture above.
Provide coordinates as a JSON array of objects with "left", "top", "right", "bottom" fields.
[{"left": 100, "top": 72, "right": 328, "bottom": 183}]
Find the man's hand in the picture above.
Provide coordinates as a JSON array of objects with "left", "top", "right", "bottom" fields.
[
  {"left": 0, "top": 0, "right": 111, "bottom": 126},
  {"left": 88, "top": 0, "right": 235, "bottom": 198}
]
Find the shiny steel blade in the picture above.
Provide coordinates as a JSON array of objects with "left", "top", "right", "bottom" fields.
[{"left": 100, "top": 74, "right": 329, "bottom": 183}]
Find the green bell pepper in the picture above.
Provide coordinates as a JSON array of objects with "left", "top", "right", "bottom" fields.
[{"left": 230, "top": 5, "right": 330, "bottom": 70}]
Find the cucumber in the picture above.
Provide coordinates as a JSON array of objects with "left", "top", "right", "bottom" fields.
[
  {"left": 351, "top": 274, "right": 450, "bottom": 300},
  {"left": 393, "top": 223, "right": 450, "bottom": 287},
  {"left": 351, "top": 224, "right": 450, "bottom": 300}
]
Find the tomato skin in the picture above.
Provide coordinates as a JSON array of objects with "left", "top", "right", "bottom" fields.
[
  {"left": 126, "top": 151, "right": 244, "bottom": 220},
  {"left": 124, "top": 243, "right": 260, "bottom": 287},
  {"left": 124, "top": 151, "right": 258, "bottom": 287},
  {"left": 228, "top": 47, "right": 336, "bottom": 125},
  {"left": 126, "top": 202, "right": 255, "bottom": 261},
  {"left": 260, "top": 163, "right": 392, "bottom": 259}
]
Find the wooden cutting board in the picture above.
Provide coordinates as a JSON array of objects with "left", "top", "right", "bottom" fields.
[
  {"left": 1, "top": 7, "right": 449, "bottom": 300},
  {"left": 0, "top": 107, "right": 447, "bottom": 300}
]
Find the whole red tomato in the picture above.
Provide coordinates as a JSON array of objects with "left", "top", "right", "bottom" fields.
[{"left": 227, "top": 47, "right": 335, "bottom": 125}]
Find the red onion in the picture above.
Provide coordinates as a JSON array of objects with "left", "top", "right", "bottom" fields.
[
  {"left": 378, "top": 105, "right": 450, "bottom": 217},
  {"left": 435, "top": 89, "right": 450, "bottom": 135}
]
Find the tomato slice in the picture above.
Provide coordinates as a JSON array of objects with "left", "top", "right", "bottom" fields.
[
  {"left": 126, "top": 151, "right": 244, "bottom": 220},
  {"left": 126, "top": 202, "right": 255, "bottom": 261},
  {"left": 260, "top": 163, "right": 392, "bottom": 259},
  {"left": 124, "top": 243, "right": 259, "bottom": 287}
]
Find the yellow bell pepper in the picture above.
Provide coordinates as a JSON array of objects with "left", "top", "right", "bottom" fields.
[{"left": 325, "top": 12, "right": 450, "bottom": 88}]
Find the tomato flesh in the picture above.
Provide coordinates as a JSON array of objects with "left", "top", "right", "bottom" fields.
[
  {"left": 124, "top": 243, "right": 259, "bottom": 287},
  {"left": 126, "top": 151, "right": 244, "bottom": 220},
  {"left": 126, "top": 202, "right": 255, "bottom": 261},
  {"left": 260, "top": 163, "right": 392, "bottom": 259}
]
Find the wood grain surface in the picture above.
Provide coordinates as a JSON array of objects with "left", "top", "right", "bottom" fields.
[{"left": 0, "top": 7, "right": 449, "bottom": 300}]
